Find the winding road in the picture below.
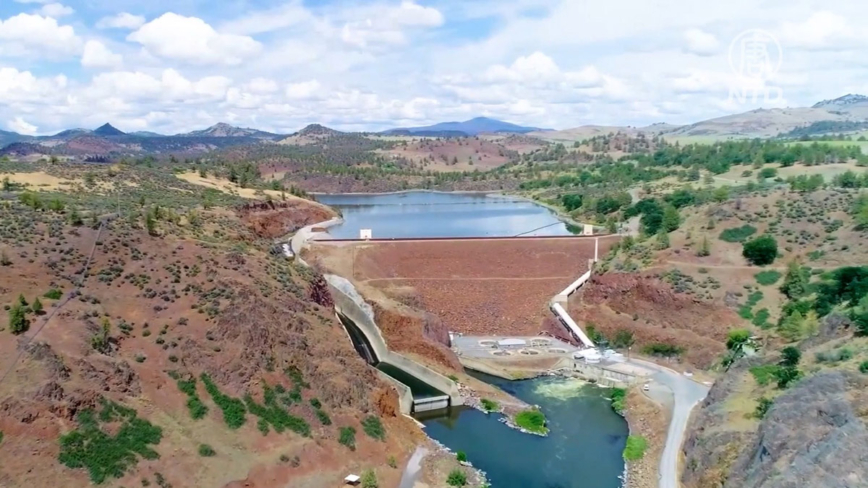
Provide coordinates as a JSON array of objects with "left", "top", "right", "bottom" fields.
[{"left": 629, "top": 358, "right": 710, "bottom": 488}]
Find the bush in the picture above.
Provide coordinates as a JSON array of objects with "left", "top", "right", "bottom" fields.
[
  {"left": 642, "top": 343, "right": 684, "bottom": 357},
  {"left": 860, "top": 361, "right": 868, "bottom": 374},
  {"left": 446, "top": 469, "right": 467, "bottom": 487},
  {"left": 749, "top": 365, "right": 780, "bottom": 386},
  {"left": 780, "top": 346, "right": 801, "bottom": 367},
  {"left": 361, "top": 416, "right": 385, "bottom": 441},
  {"left": 514, "top": 409, "right": 547, "bottom": 434},
  {"left": 8, "top": 304, "right": 29, "bottom": 335},
  {"left": 339, "top": 427, "right": 356, "bottom": 450},
  {"left": 719, "top": 225, "right": 757, "bottom": 243},
  {"left": 456, "top": 451, "right": 467, "bottom": 462},
  {"left": 742, "top": 235, "right": 778, "bottom": 266},
  {"left": 198, "top": 444, "right": 216, "bottom": 457},
  {"left": 388, "top": 456, "right": 397, "bottom": 468},
  {"left": 754, "top": 397, "right": 773, "bottom": 419},
  {"left": 480, "top": 398, "right": 499, "bottom": 412},
  {"left": 754, "top": 270, "right": 782, "bottom": 286},
  {"left": 315, "top": 409, "right": 331, "bottom": 426},
  {"left": 44, "top": 288, "right": 63, "bottom": 300},
  {"left": 609, "top": 388, "right": 626, "bottom": 414},
  {"left": 58, "top": 400, "right": 163, "bottom": 484},
  {"left": 623, "top": 435, "right": 648, "bottom": 461},
  {"left": 726, "top": 329, "right": 751, "bottom": 351},
  {"left": 200, "top": 374, "right": 246, "bottom": 429},
  {"left": 361, "top": 469, "right": 378, "bottom": 488}
]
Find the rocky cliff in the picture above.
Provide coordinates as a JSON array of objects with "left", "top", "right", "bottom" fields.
[{"left": 683, "top": 365, "right": 868, "bottom": 488}]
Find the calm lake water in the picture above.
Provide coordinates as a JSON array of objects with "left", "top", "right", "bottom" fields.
[
  {"left": 421, "top": 373, "right": 628, "bottom": 488},
  {"left": 314, "top": 191, "right": 573, "bottom": 239}
]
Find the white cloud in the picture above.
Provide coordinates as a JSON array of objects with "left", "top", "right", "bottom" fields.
[
  {"left": 0, "top": 67, "right": 68, "bottom": 104},
  {"left": 81, "top": 40, "right": 122, "bottom": 68},
  {"left": 86, "top": 69, "right": 232, "bottom": 103},
  {"left": 38, "top": 3, "right": 74, "bottom": 18},
  {"left": 127, "top": 13, "right": 261, "bottom": 65},
  {"left": 221, "top": 1, "right": 313, "bottom": 35},
  {"left": 96, "top": 12, "right": 146, "bottom": 30},
  {"left": 339, "top": 1, "right": 443, "bottom": 48},
  {"left": 9, "top": 116, "right": 37, "bottom": 135},
  {"left": 778, "top": 11, "right": 861, "bottom": 50},
  {"left": 0, "top": 13, "right": 81, "bottom": 56},
  {"left": 390, "top": 1, "right": 444, "bottom": 27},
  {"left": 13, "top": 0, "right": 52, "bottom": 3},
  {"left": 285, "top": 80, "right": 322, "bottom": 100},
  {"left": 683, "top": 28, "right": 719, "bottom": 56}
]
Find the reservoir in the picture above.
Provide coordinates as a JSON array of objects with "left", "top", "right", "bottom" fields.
[
  {"left": 315, "top": 191, "right": 573, "bottom": 239},
  {"left": 421, "top": 372, "right": 628, "bottom": 488}
]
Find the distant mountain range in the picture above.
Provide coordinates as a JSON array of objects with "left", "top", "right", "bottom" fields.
[
  {"left": 4, "top": 96, "right": 868, "bottom": 159},
  {"left": 382, "top": 117, "right": 548, "bottom": 137}
]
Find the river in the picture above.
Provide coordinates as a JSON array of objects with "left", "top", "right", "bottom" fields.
[
  {"left": 315, "top": 191, "right": 573, "bottom": 239},
  {"left": 318, "top": 191, "right": 627, "bottom": 487}
]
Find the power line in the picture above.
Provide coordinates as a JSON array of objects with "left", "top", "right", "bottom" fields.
[{"left": 512, "top": 221, "right": 563, "bottom": 237}]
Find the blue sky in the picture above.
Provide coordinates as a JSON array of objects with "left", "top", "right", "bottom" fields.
[{"left": 1, "top": 0, "right": 867, "bottom": 135}]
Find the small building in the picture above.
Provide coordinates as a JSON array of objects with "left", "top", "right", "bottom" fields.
[
  {"left": 360, "top": 228, "right": 372, "bottom": 240},
  {"left": 344, "top": 474, "right": 361, "bottom": 485},
  {"left": 574, "top": 349, "right": 602, "bottom": 364}
]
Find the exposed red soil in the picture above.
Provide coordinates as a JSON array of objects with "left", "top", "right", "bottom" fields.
[
  {"left": 570, "top": 273, "right": 739, "bottom": 368},
  {"left": 0, "top": 209, "right": 416, "bottom": 488},
  {"left": 380, "top": 137, "right": 516, "bottom": 171},
  {"left": 237, "top": 199, "right": 335, "bottom": 239},
  {"left": 314, "top": 237, "right": 617, "bottom": 338}
]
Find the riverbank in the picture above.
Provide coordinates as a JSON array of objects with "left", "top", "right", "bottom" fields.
[{"left": 621, "top": 387, "right": 669, "bottom": 488}]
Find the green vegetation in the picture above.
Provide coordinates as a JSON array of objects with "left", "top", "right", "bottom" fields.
[
  {"left": 43, "top": 288, "right": 63, "bottom": 300},
  {"left": 200, "top": 373, "right": 247, "bottom": 429},
  {"left": 780, "top": 261, "right": 810, "bottom": 299},
  {"left": 175, "top": 377, "right": 208, "bottom": 420},
  {"left": 7, "top": 303, "right": 29, "bottom": 334},
  {"left": 480, "top": 398, "right": 499, "bottom": 412},
  {"left": 719, "top": 225, "right": 757, "bottom": 243},
  {"left": 361, "top": 415, "right": 385, "bottom": 441},
  {"left": 339, "top": 426, "right": 356, "bottom": 450},
  {"left": 197, "top": 444, "right": 216, "bottom": 457},
  {"left": 243, "top": 382, "right": 311, "bottom": 437},
  {"left": 609, "top": 388, "right": 626, "bottom": 414},
  {"left": 753, "top": 397, "right": 774, "bottom": 419},
  {"left": 361, "top": 469, "right": 379, "bottom": 488},
  {"left": 456, "top": 451, "right": 467, "bottom": 462},
  {"left": 623, "top": 435, "right": 648, "bottom": 461},
  {"left": 58, "top": 399, "right": 163, "bottom": 484},
  {"left": 749, "top": 365, "right": 780, "bottom": 386},
  {"left": 642, "top": 343, "right": 684, "bottom": 357},
  {"left": 754, "top": 270, "right": 782, "bottom": 286},
  {"left": 860, "top": 361, "right": 868, "bottom": 374},
  {"left": 388, "top": 455, "right": 397, "bottom": 468},
  {"left": 742, "top": 235, "right": 778, "bottom": 266},
  {"left": 446, "top": 469, "right": 467, "bottom": 487},
  {"left": 514, "top": 408, "right": 548, "bottom": 434}
]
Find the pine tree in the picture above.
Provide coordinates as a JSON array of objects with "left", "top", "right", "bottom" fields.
[
  {"left": 779, "top": 310, "right": 805, "bottom": 342},
  {"left": 656, "top": 229, "right": 670, "bottom": 249},
  {"left": 8, "top": 304, "right": 29, "bottom": 334},
  {"left": 662, "top": 205, "right": 680, "bottom": 232},
  {"left": 780, "top": 261, "right": 809, "bottom": 299},
  {"left": 31, "top": 297, "right": 43, "bottom": 315}
]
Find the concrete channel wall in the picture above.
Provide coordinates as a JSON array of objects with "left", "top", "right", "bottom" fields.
[
  {"left": 573, "top": 361, "right": 637, "bottom": 386},
  {"left": 329, "top": 279, "right": 463, "bottom": 414}
]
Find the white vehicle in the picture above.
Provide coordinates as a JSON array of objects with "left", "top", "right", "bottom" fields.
[{"left": 642, "top": 383, "right": 650, "bottom": 392}]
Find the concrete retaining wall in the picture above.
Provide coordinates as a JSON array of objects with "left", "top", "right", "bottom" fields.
[
  {"left": 413, "top": 396, "right": 450, "bottom": 413},
  {"left": 573, "top": 361, "right": 637, "bottom": 386},
  {"left": 329, "top": 280, "right": 463, "bottom": 411},
  {"left": 376, "top": 370, "right": 414, "bottom": 415}
]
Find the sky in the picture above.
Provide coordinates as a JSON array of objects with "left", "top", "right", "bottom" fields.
[{"left": 1, "top": 0, "right": 867, "bottom": 135}]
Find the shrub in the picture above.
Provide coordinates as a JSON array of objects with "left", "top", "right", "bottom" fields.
[
  {"left": 8, "top": 304, "right": 29, "bottom": 335},
  {"left": 200, "top": 374, "right": 246, "bottom": 429},
  {"left": 726, "top": 329, "right": 751, "bottom": 351},
  {"left": 198, "top": 444, "right": 216, "bottom": 457},
  {"left": 609, "top": 388, "right": 626, "bottom": 414},
  {"left": 388, "top": 456, "right": 397, "bottom": 468},
  {"left": 58, "top": 400, "right": 163, "bottom": 484},
  {"left": 749, "top": 365, "right": 780, "bottom": 386},
  {"left": 623, "top": 435, "right": 648, "bottom": 461},
  {"left": 456, "top": 451, "right": 467, "bottom": 462},
  {"left": 514, "top": 409, "right": 547, "bottom": 434},
  {"left": 446, "top": 469, "right": 467, "bottom": 487},
  {"left": 754, "top": 270, "right": 782, "bottom": 286},
  {"left": 742, "top": 235, "right": 778, "bottom": 266},
  {"left": 339, "top": 427, "right": 356, "bottom": 450},
  {"left": 719, "top": 225, "right": 757, "bottom": 243},
  {"left": 315, "top": 409, "right": 331, "bottom": 426},
  {"left": 44, "top": 288, "right": 63, "bottom": 300},
  {"left": 642, "top": 343, "right": 684, "bottom": 357},
  {"left": 361, "top": 416, "right": 385, "bottom": 441},
  {"left": 480, "top": 398, "right": 499, "bottom": 412},
  {"left": 773, "top": 366, "right": 801, "bottom": 389},
  {"left": 859, "top": 361, "right": 868, "bottom": 374},
  {"left": 754, "top": 397, "right": 773, "bottom": 419},
  {"left": 780, "top": 347, "right": 801, "bottom": 367},
  {"left": 361, "top": 469, "right": 378, "bottom": 488}
]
